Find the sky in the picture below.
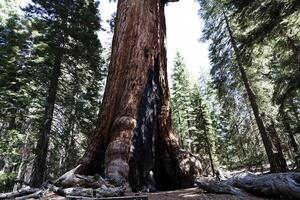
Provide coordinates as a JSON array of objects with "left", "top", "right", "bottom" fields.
[{"left": 16, "top": 0, "right": 210, "bottom": 79}]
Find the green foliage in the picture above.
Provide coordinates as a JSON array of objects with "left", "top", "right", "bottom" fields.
[
  {"left": 198, "top": 0, "right": 300, "bottom": 171},
  {"left": 171, "top": 52, "right": 191, "bottom": 148},
  {"left": 0, "top": 0, "right": 107, "bottom": 185},
  {"left": 171, "top": 52, "right": 218, "bottom": 175},
  {"left": 0, "top": 172, "right": 17, "bottom": 191},
  {"left": 23, "top": 0, "right": 106, "bottom": 178}
]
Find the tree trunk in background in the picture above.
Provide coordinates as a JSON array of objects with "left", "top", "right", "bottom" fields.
[
  {"left": 223, "top": 12, "right": 287, "bottom": 173},
  {"left": 30, "top": 43, "right": 64, "bottom": 187},
  {"left": 266, "top": 120, "right": 288, "bottom": 171},
  {"left": 13, "top": 116, "right": 31, "bottom": 191},
  {"left": 291, "top": 99, "right": 300, "bottom": 123},
  {"left": 77, "top": 0, "right": 201, "bottom": 191},
  {"left": 205, "top": 134, "right": 215, "bottom": 176},
  {"left": 280, "top": 113, "right": 298, "bottom": 153},
  {"left": 200, "top": 104, "right": 215, "bottom": 176},
  {"left": 279, "top": 105, "right": 299, "bottom": 168}
]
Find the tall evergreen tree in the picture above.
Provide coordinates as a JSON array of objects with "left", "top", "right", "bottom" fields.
[
  {"left": 170, "top": 52, "right": 218, "bottom": 176},
  {"left": 198, "top": 0, "right": 287, "bottom": 172},
  {"left": 190, "top": 82, "right": 217, "bottom": 176},
  {"left": 171, "top": 52, "right": 192, "bottom": 149},
  {"left": 24, "top": 0, "right": 103, "bottom": 186},
  {"left": 0, "top": 3, "right": 32, "bottom": 174}
]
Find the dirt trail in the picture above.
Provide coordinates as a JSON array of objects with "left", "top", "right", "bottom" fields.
[
  {"left": 40, "top": 187, "right": 271, "bottom": 200},
  {"left": 147, "top": 188, "right": 269, "bottom": 200}
]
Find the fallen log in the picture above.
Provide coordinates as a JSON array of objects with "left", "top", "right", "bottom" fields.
[
  {"left": 0, "top": 186, "right": 40, "bottom": 199},
  {"left": 50, "top": 184, "right": 125, "bottom": 198},
  {"left": 66, "top": 195, "right": 148, "bottom": 200},
  {"left": 196, "top": 172, "right": 300, "bottom": 199},
  {"left": 196, "top": 180, "right": 246, "bottom": 197},
  {"left": 225, "top": 172, "right": 300, "bottom": 199},
  {"left": 15, "top": 190, "right": 44, "bottom": 200}
]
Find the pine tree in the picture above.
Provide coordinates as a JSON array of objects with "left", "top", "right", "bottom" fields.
[
  {"left": 0, "top": 5, "right": 32, "bottom": 174},
  {"left": 198, "top": 0, "right": 287, "bottom": 172},
  {"left": 25, "top": 0, "right": 104, "bottom": 186},
  {"left": 171, "top": 52, "right": 192, "bottom": 149},
  {"left": 170, "top": 52, "right": 218, "bottom": 176},
  {"left": 231, "top": 0, "right": 300, "bottom": 168},
  {"left": 190, "top": 82, "right": 217, "bottom": 176}
]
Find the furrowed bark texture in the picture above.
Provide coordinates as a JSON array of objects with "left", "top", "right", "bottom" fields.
[{"left": 78, "top": 0, "right": 201, "bottom": 190}]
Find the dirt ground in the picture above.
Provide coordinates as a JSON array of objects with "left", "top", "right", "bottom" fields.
[
  {"left": 147, "top": 187, "right": 270, "bottom": 200},
  {"left": 41, "top": 187, "right": 271, "bottom": 200}
]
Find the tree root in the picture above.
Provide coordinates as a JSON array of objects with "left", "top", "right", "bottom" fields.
[
  {"left": 49, "top": 184, "right": 125, "bottom": 198},
  {"left": 0, "top": 167, "right": 126, "bottom": 199},
  {"left": 0, "top": 186, "right": 40, "bottom": 199},
  {"left": 196, "top": 172, "right": 300, "bottom": 199}
]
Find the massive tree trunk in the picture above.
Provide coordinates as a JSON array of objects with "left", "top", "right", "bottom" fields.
[
  {"left": 77, "top": 0, "right": 201, "bottom": 191},
  {"left": 30, "top": 41, "right": 64, "bottom": 187},
  {"left": 223, "top": 12, "right": 287, "bottom": 173}
]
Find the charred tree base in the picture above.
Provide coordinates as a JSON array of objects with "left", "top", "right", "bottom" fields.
[{"left": 127, "top": 67, "right": 202, "bottom": 192}]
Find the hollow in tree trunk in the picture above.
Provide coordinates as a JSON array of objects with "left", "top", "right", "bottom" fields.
[{"left": 76, "top": 0, "right": 201, "bottom": 191}]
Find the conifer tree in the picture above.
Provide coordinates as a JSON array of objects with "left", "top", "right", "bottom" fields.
[
  {"left": 170, "top": 52, "right": 217, "bottom": 176},
  {"left": 171, "top": 52, "right": 192, "bottom": 149},
  {"left": 198, "top": 0, "right": 287, "bottom": 172},
  {"left": 190, "top": 83, "right": 217, "bottom": 176},
  {"left": 25, "top": 0, "right": 103, "bottom": 186}
]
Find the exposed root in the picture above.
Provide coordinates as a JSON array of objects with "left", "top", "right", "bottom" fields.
[
  {"left": 54, "top": 165, "right": 116, "bottom": 189},
  {"left": 1, "top": 168, "right": 126, "bottom": 199}
]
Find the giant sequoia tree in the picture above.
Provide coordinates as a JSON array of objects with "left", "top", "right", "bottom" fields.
[{"left": 72, "top": 0, "right": 202, "bottom": 191}]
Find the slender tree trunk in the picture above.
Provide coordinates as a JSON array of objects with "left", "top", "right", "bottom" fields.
[
  {"left": 77, "top": 0, "right": 201, "bottom": 190},
  {"left": 13, "top": 117, "right": 31, "bottom": 191},
  {"left": 290, "top": 99, "right": 300, "bottom": 123},
  {"left": 30, "top": 42, "right": 64, "bottom": 187},
  {"left": 279, "top": 105, "right": 300, "bottom": 168},
  {"left": 62, "top": 79, "right": 80, "bottom": 172},
  {"left": 223, "top": 12, "right": 287, "bottom": 173},
  {"left": 279, "top": 106, "right": 298, "bottom": 152},
  {"left": 266, "top": 120, "right": 288, "bottom": 171},
  {"left": 200, "top": 103, "right": 215, "bottom": 176},
  {"left": 205, "top": 134, "right": 215, "bottom": 176},
  {"left": 286, "top": 35, "right": 300, "bottom": 69}
]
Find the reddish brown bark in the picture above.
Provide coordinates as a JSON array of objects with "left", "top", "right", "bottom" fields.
[{"left": 77, "top": 0, "right": 201, "bottom": 190}]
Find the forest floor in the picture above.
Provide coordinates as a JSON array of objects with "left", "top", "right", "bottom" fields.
[
  {"left": 146, "top": 187, "right": 270, "bottom": 200},
  {"left": 40, "top": 187, "right": 271, "bottom": 200}
]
